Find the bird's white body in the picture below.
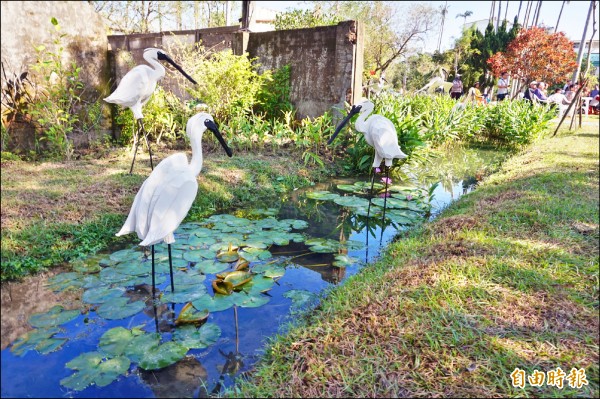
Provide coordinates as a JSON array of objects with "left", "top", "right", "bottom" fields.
[
  {"left": 354, "top": 100, "right": 407, "bottom": 168},
  {"left": 116, "top": 113, "right": 211, "bottom": 246},
  {"left": 104, "top": 48, "right": 166, "bottom": 120}
]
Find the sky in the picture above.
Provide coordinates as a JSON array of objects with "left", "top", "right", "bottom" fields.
[{"left": 254, "top": 1, "right": 595, "bottom": 52}]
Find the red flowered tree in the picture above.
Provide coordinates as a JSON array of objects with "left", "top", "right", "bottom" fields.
[{"left": 487, "top": 27, "right": 577, "bottom": 89}]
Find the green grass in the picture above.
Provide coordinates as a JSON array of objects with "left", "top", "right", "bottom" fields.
[{"left": 231, "top": 119, "right": 599, "bottom": 397}]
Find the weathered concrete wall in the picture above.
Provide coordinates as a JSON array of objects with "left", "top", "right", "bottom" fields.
[
  {"left": 106, "top": 21, "right": 363, "bottom": 121},
  {"left": 1, "top": 1, "right": 108, "bottom": 92},
  {"left": 243, "top": 21, "right": 363, "bottom": 119},
  {"left": 1, "top": 1, "right": 110, "bottom": 151}
]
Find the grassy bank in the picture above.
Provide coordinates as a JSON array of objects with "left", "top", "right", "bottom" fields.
[
  {"left": 0, "top": 146, "right": 336, "bottom": 281},
  {"left": 233, "top": 119, "right": 599, "bottom": 397}
]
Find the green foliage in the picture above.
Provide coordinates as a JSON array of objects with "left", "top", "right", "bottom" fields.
[
  {"left": 273, "top": 9, "right": 342, "bottom": 30},
  {"left": 475, "top": 100, "right": 555, "bottom": 147},
  {"left": 255, "top": 65, "right": 293, "bottom": 121}
]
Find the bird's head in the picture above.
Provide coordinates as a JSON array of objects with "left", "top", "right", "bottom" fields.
[
  {"left": 186, "top": 113, "right": 233, "bottom": 157},
  {"left": 327, "top": 99, "right": 370, "bottom": 145},
  {"left": 143, "top": 48, "right": 198, "bottom": 85}
]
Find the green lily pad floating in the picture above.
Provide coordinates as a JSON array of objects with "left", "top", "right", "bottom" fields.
[
  {"left": 11, "top": 327, "right": 66, "bottom": 357},
  {"left": 305, "top": 238, "right": 341, "bottom": 253},
  {"left": 82, "top": 286, "right": 126, "bottom": 304},
  {"left": 183, "top": 249, "right": 218, "bottom": 263},
  {"left": 241, "top": 238, "right": 270, "bottom": 249},
  {"left": 192, "top": 293, "right": 235, "bottom": 313},
  {"left": 98, "top": 326, "right": 145, "bottom": 357},
  {"left": 216, "top": 245, "right": 240, "bottom": 263},
  {"left": 110, "top": 248, "right": 143, "bottom": 263},
  {"left": 28, "top": 305, "right": 80, "bottom": 328},
  {"left": 337, "top": 181, "right": 383, "bottom": 194},
  {"left": 173, "top": 323, "right": 221, "bottom": 349},
  {"left": 46, "top": 272, "right": 84, "bottom": 292},
  {"left": 283, "top": 289, "right": 317, "bottom": 309},
  {"left": 138, "top": 341, "right": 189, "bottom": 370},
  {"left": 71, "top": 256, "right": 102, "bottom": 274},
  {"left": 340, "top": 239, "right": 365, "bottom": 250},
  {"left": 186, "top": 235, "right": 217, "bottom": 247},
  {"left": 160, "top": 284, "right": 207, "bottom": 304},
  {"left": 333, "top": 254, "right": 360, "bottom": 267},
  {"left": 333, "top": 196, "right": 371, "bottom": 208},
  {"left": 123, "top": 332, "right": 161, "bottom": 363},
  {"left": 242, "top": 276, "right": 275, "bottom": 295},
  {"left": 60, "top": 351, "right": 130, "bottom": 391},
  {"left": 175, "top": 303, "right": 209, "bottom": 325},
  {"left": 238, "top": 247, "right": 272, "bottom": 262},
  {"left": 232, "top": 292, "right": 270, "bottom": 308},
  {"left": 99, "top": 267, "right": 131, "bottom": 284},
  {"left": 193, "top": 259, "right": 229, "bottom": 275},
  {"left": 279, "top": 219, "right": 309, "bottom": 230},
  {"left": 96, "top": 297, "right": 145, "bottom": 320},
  {"left": 306, "top": 191, "right": 340, "bottom": 201},
  {"left": 251, "top": 263, "right": 285, "bottom": 278},
  {"left": 112, "top": 260, "right": 150, "bottom": 276}
]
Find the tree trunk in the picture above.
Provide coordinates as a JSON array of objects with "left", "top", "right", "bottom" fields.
[
  {"left": 572, "top": 1, "right": 594, "bottom": 84},
  {"left": 517, "top": 1, "right": 523, "bottom": 24},
  {"left": 555, "top": 1, "right": 566, "bottom": 32},
  {"left": 504, "top": 1, "right": 509, "bottom": 22},
  {"left": 534, "top": 1, "right": 542, "bottom": 27},
  {"left": 497, "top": 1, "right": 502, "bottom": 32}
]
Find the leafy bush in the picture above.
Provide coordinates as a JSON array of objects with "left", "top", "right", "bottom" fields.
[{"left": 255, "top": 64, "right": 294, "bottom": 121}]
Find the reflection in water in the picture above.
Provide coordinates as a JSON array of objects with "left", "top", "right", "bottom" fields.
[{"left": 138, "top": 356, "right": 208, "bottom": 398}]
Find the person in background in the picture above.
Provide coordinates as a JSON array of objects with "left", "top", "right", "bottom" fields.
[
  {"left": 533, "top": 82, "right": 549, "bottom": 103},
  {"left": 450, "top": 74, "right": 463, "bottom": 100},
  {"left": 590, "top": 84, "right": 599, "bottom": 98},
  {"left": 523, "top": 81, "right": 537, "bottom": 103},
  {"left": 497, "top": 71, "right": 509, "bottom": 101},
  {"left": 547, "top": 88, "right": 571, "bottom": 118},
  {"left": 466, "top": 82, "right": 485, "bottom": 105},
  {"left": 565, "top": 83, "right": 579, "bottom": 103}
]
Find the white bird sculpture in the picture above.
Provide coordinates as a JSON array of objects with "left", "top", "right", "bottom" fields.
[
  {"left": 104, "top": 48, "right": 198, "bottom": 174},
  {"left": 328, "top": 99, "right": 407, "bottom": 236},
  {"left": 116, "top": 112, "right": 232, "bottom": 297}
]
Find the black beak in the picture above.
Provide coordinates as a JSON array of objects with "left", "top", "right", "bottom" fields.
[
  {"left": 204, "top": 119, "right": 233, "bottom": 157},
  {"left": 327, "top": 105, "right": 362, "bottom": 145},
  {"left": 157, "top": 51, "right": 198, "bottom": 84}
]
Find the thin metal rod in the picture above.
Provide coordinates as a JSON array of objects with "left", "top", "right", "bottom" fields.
[
  {"left": 129, "top": 119, "right": 141, "bottom": 174},
  {"left": 138, "top": 119, "right": 154, "bottom": 170},
  {"left": 168, "top": 243, "right": 174, "bottom": 293},
  {"left": 151, "top": 245, "right": 156, "bottom": 298},
  {"left": 380, "top": 166, "right": 390, "bottom": 245}
]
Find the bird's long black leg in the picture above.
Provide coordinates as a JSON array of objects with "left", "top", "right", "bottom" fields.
[
  {"left": 365, "top": 167, "right": 377, "bottom": 262},
  {"left": 151, "top": 245, "right": 156, "bottom": 299},
  {"left": 380, "top": 166, "right": 390, "bottom": 245},
  {"left": 168, "top": 243, "right": 174, "bottom": 294},
  {"left": 139, "top": 119, "right": 154, "bottom": 170},
  {"left": 152, "top": 302, "right": 159, "bottom": 332},
  {"left": 129, "top": 119, "right": 141, "bottom": 174}
]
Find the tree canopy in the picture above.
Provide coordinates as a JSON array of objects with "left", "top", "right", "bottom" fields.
[{"left": 487, "top": 26, "right": 577, "bottom": 86}]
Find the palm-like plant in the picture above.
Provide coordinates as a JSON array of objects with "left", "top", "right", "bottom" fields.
[
  {"left": 437, "top": 2, "right": 450, "bottom": 52},
  {"left": 456, "top": 10, "right": 473, "bottom": 30}
]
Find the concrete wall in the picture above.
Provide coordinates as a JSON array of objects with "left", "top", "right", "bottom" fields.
[
  {"left": 243, "top": 20, "right": 363, "bottom": 119},
  {"left": 1, "top": 1, "right": 109, "bottom": 151},
  {"left": 107, "top": 21, "right": 364, "bottom": 121}
]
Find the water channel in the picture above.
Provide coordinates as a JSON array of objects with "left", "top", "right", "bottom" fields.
[{"left": 1, "top": 145, "right": 506, "bottom": 398}]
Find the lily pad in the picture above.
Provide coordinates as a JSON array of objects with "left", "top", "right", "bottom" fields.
[
  {"left": 193, "top": 259, "right": 229, "bottom": 275},
  {"left": 212, "top": 280, "right": 234, "bottom": 295},
  {"left": 175, "top": 303, "right": 209, "bottom": 326},
  {"left": 160, "top": 284, "right": 207, "bottom": 304},
  {"left": 243, "top": 276, "right": 275, "bottom": 294},
  {"left": 46, "top": 272, "right": 84, "bottom": 292},
  {"left": 96, "top": 297, "right": 145, "bottom": 320},
  {"left": 123, "top": 333, "right": 161, "bottom": 363},
  {"left": 28, "top": 305, "right": 80, "bottom": 328},
  {"left": 173, "top": 323, "right": 221, "bottom": 349},
  {"left": 82, "top": 286, "right": 125, "bottom": 305},
  {"left": 71, "top": 257, "right": 102, "bottom": 274},
  {"left": 11, "top": 327, "right": 66, "bottom": 357},
  {"left": 183, "top": 249, "right": 217, "bottom": 263},
  {"left": 222, "top": 271, "right": 253, "bottom": 289},
  {"left": 333, "top": 196, "right": 371, "bottom": 208},
  {"left": 110, "top": 248, "right": 143, "bottom": 263},
  {"left": 251, "top": 263, "right": 285, "bottom": 278},
  {"left": 192, "top": 293, "right": 235, "bottom": 313},
  {"left": 333, "top": 254, "right": 360, "bottom": 267},
  {"left": 60, "top": 352, "right": 130, "bottom": 391},
  {"left": 284, "top": 289, "right": 317, "bottom": 309},
  {"left": 306, "top": 191, "right": 340, "bottom": 201},
  {"left": 99, "top": 326, "right": 145, "bottom": 357},
  {"left": 216, "top": 245, "right": 240, "bottom": 263},
  {"left": 279, "top": 219, "right": 309, "bottom": 230},
  {"left": 232, "top": 293, "right": 270, "bottom": 308},
  {"left": 238, "top": 247, "right": 272, "bottom": 262},
  {"left": 138, "top": 341, "right": 188, "bottom": 370}
]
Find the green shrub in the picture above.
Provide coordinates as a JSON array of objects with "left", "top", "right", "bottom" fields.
[{"left": 255, "top": 64, "right": 293, "bottom": 121}]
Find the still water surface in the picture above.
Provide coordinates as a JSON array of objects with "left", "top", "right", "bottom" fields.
[{"left": 1, "top": 146, "right": 504, "bottom": 398}]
